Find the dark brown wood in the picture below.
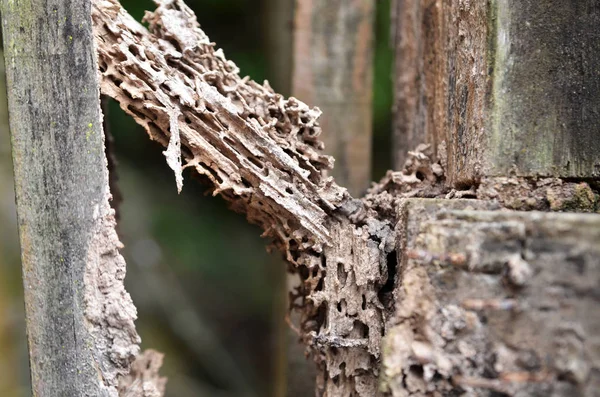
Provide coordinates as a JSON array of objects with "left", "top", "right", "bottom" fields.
[
  {"left": 392, "top": 0, "right": 600, "bottom": 185},
  {"left": 293, "top": 0, "right": 375, "bottom": 196}
]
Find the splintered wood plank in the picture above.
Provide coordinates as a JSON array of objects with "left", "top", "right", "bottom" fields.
[
  {"left": 293, "top": 0, "right": 376, "bottom": 196},
  {"left": 392, "top": 0, "right": 600, "bottom": 185}
]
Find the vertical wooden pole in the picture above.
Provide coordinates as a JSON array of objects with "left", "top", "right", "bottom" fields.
[
  {"left": 263, "top": 0, "right": 295, "bottom": 96},
  {"left": 293, "top": 0, "right": 376, "bottom": 196},
  {"left": 392, "top": 0, "right": 600, "bottom": 185},
  {"left": 391, "top": 0, "right": 444, "bottom": 169},
  {"left": 2, "top": 0, "right": 140, "bottom": 395}
]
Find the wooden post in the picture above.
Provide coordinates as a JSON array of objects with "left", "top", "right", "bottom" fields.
[
  {"left": 382, "top": 199, "right": 600, "bottom": 395},
  {"left": 262, "top": 2, "right": 318, "bottom": 395},
  {"left": 392, "top": 0, "right": 600, "bottom": 185},
  {"left": 263, "top": 0, "right": 294, "bottom": 95},
  {"left": 293, "top": 0, "right": 376, "bottom": 196},
  {"left": 2, "top": 0, "right": 142, "bottom": 395}
]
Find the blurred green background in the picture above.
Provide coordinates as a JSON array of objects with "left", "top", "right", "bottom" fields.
[{"left": 0, "top": 0, "right": 392, "bottom": 396}]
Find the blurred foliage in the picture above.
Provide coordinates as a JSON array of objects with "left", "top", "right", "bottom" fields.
[{"left": 0, "top": 1, "right": 393, "bottom": 396}]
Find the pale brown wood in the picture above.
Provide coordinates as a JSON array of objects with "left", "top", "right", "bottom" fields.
[{"left": 292, "top": 0, "right": 375, "bottom": 196}]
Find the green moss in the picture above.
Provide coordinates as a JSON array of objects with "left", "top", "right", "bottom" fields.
[{"left": 547, "top": 183, "right": 598, "bottom": 212}]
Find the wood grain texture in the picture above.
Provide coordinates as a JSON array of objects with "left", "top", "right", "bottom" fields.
[
  {"left": 293, "top": 0, "right": 375, "bottom": 196},
  {"left": 487, "top": 0, "right": 600, "bottom": 179},
  {"left": 1, "top": 0, "right": 148, "bottom": 395},
  {"left": 383, "top": 199, "right": 600, "bottom": 396},
  {"left": 392, "top": 0, "right": 600, "bottom": 185},
  {"left": 90, "top": 1, "right": 600, "bottom": 395},
  {"left": 92, "top": 1, "right": 388, "bottom": 394}
]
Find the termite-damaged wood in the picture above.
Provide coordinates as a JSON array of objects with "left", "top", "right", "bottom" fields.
[
  {"left": 383, "top": 199, "right": 600, "bottom": 396},
  {"left": 92, "top": 2, "right": 446, "bottom": 394},
  {"left": 91, "top": 0, "right": 600, "bottom": 395},
  {"left": 392, "top": 0, "right": 600, "bottom": 185},
  {"left": 1, "top": 0, "right": 164, "bottom": 395},
  {"left": 293, "top": 0, "right": 375, "bottom": 196}
]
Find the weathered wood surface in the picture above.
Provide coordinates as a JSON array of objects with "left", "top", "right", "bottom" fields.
[
  {"left": 0, "top": 0, "right": 163, "bottom": 395},
  {"left": 92, "top": 1, "right": 396, "bottom": 394},
  {"left": 391, "top": 0, "right": 433, "bottom": 168},
  {"left": 91, "top": 0, "right": 600, "bottom": 395},
  {"left": 383, "top": 199, "right": 600, "bottom": 396},
  {"left": 392, "top": 0, "right": 600, "bottom": 184},
  {"left": 293, "top": 0, "right": 375, "bottom": 196}
]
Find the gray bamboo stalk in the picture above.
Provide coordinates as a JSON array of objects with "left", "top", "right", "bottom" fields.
[{"left": 1, "top": 0, "right": 143, "bottom": 395}]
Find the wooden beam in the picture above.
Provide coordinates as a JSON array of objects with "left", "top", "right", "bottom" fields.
[
  {"left": 1, "top": 0, "right": 147, "bottom": 394},
  {"left": 392, "top": 0, "right": 600, "bottom": 185},
  {"left": 293, "top": 0, "right": 376, "bottom": 196},
  {"left": 383, "top": 198, "right": 600, "bottom": 395}
]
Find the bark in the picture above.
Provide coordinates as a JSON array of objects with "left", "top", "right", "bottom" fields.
[
  {"left": 292, "top": 0, "right": 375, "bottom": 196},
  {"left": 1, "top": 0, "right": 164, "bottom": 395},
  {"left": 392, "top": 0, "right": 600, "bottom": 185}
]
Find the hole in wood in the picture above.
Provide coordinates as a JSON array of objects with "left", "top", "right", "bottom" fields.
[
  {"left": 378, "top": 250, "right": 397, "bottom": 311},
  {"left": 337, "top": 263, "right": 347, "bottom": 286}
]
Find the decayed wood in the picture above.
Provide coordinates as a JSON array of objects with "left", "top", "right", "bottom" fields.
[
  {"left": 292, "top": 0, "right": 375, "bottom": 196},
  {"left": 91, "top": 0, "right": 600, "bottom": 395},
  {"left": 382, "top": 199, "right": 600, "bottom": 396},
  {"left": 1, "top": 1, "right": 166, "bottom": 395},
  {"left": 392, "top": 0, "right": 600, "bottom": 185},
  {"left": 91, "top": 1, "right": 404, "bottom": 394}
]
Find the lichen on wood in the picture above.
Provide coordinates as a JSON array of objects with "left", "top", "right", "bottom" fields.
[{"left": 392, "top": 0, "right": 600, "bottom": 185}]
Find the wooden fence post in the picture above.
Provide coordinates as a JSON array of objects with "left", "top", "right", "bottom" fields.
[
  {"left": 293, "top": 0, "right": 376, "bottom": 196},
  {"left": 382, "top": 199, "right": 600, "bottom": 396},
  {"left": 392, "top": 0, "right": 600, "bottom": 185},
  {"left": 1, "top": 0, "right": 145, "bottom": 395}
]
